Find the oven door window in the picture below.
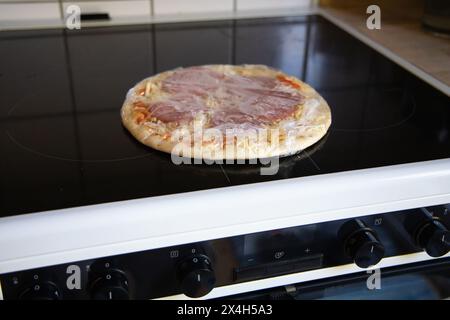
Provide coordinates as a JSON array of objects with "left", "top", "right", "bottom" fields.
[{"left": 227, "top": 259, "right": 450, "bottom": 300}]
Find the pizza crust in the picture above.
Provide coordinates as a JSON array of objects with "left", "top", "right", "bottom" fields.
[{"left": 121, "top": 65, "right": 331, "bottom": 160}]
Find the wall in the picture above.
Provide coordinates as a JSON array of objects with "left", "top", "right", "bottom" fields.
[{"left": 0, "top": 0, "right": 313, "bottom": 26}]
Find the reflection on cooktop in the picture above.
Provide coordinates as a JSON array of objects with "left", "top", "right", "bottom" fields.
[{"left": 0, "top": 15, "right": 449, "bottom": 217}]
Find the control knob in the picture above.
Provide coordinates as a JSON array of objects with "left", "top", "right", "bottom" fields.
[
  {"left": 338, "top": 219, "right": 385, "bottom": 268},
  {"left": 89, "top": 269, "right": 130, "bottom": 300},
  {"left": 177, "top": 254, "right": 216, "bottom": 298},
  {"left": 19, "top": 281, "right": 61, "bottom": 300},
  {"left": 412, "top": 209, "right": 450, "bottom": 257}
]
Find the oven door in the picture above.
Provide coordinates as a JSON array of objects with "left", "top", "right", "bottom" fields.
[{"left": 226, "top": 258, "right": 450, "bottom": 300}]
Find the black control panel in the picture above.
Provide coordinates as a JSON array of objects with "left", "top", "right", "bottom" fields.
[{"left": 1, "top": 205, "right": 449, "bottom": 300}]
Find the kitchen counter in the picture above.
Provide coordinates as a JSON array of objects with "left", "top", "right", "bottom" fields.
[{"left": 319, "top": 4, "right": 450, "bottom": 95}]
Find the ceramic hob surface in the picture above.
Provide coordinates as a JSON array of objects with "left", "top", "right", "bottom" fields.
[{"left": 1, "top": 15, "right": 450, "bottom": 218}]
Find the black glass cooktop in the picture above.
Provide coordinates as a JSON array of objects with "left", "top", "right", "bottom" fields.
[{"left": 1, "top": 15, "right": 449, "bottom": 217}]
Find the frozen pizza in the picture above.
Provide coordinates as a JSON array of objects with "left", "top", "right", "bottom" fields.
[{"left": 121, "top": 65, "right": 331, "bottom": 160}]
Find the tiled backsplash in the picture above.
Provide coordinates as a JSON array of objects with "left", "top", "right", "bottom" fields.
[
  {"left": 237, "top": 0, "right": 308, "bottom": 11},
  {"left": 0, "top": 2, "right": 61, "bottom": 21},
  {"left": 153, "top": 0, "right": 234, "bottom": 15},
  {"left": 62, "top": 1, "right": 151, "bottom": 19},
  {"left": 0, "top": 0, "right": 312, "bottom": 24}
]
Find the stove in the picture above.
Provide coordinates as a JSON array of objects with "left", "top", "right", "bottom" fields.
[{"left": 0, "top": 15, "right": 449, "bottom": 300}]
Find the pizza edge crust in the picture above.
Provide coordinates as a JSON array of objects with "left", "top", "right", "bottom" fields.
[{"left": 121, "top": 65, "right": 332, "bottom": 160}]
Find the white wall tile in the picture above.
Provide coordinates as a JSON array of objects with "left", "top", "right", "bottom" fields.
[
  {"left": 154, "top": 0, "right": 234, "bottom": 15},
  {"left": 62, "top": 1, "right": 151, "bottom": 19},
  {"left": 0, "top": 0, "right": 57, "bottom": 2},
  {"left": 0, "top": 0, "right": 58, "bottom": 2},
  {"left": 0, "top": 2, "right": 61, "bottom": 20},
  {"left": 237, "top": 0, "right": 311, "bottom": 11}
]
